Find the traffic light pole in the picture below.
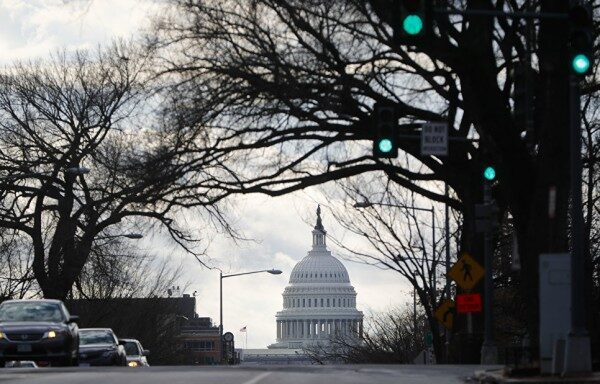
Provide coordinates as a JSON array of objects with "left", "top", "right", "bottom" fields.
[
  {"left": 480, "top": 181, "right": 497, "bottom": 364},
  {"left": 563, "top": 73, "right": 592, "bottom": 375}
]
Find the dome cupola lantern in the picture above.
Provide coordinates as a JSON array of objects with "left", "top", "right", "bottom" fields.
[{"left": 312, "top": 205, "right": 327, "bottom": 248}]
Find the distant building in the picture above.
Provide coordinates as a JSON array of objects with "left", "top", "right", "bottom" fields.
[
  {"left": 178, "top": 316, "right": 222, "bottom": 365},
  {"left": 268, "top": 206, "right": 363, "bottom": 350}
]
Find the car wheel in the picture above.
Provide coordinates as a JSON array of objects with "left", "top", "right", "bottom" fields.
[{"left": 0, "top": 360, "right": 5, "bottom": 368}]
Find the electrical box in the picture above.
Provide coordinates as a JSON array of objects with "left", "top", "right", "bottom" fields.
[{"left": 539, "top": 253, "right": 571, "bottom": 374}]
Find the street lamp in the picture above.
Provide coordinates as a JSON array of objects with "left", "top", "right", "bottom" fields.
[
  {"left": 218, "top": 268, "right": 282, "bottom": 363},
  {"left": 65, "top": 167, "right": 90, "bottom": 175}
]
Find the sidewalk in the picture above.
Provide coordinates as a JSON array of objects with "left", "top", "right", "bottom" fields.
[{"left": 473, "top": 369, "right": 600, "bottom": 384}]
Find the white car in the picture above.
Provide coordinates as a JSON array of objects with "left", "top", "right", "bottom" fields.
[
  {"left": 5, "top": 360, "right": 38, "bottom": 368},
  {"left": 121, "top": 339, "right": 149, "bottom": 367}
]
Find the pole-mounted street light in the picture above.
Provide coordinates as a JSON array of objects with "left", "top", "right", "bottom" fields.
[
  {"left": 65, "top": 167, "right": 90, "bottom": 175},
  {"left": 218, "top": 268, "right": 282, "bottom": 364}
]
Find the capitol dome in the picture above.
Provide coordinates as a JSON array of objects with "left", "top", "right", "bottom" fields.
[{"left": 268, "top": 206, "right": 363, "bottom": 349}]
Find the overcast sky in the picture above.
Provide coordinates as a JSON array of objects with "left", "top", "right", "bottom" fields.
[{"left": 0, "top": 0, "right": 411, "bottom": 348}]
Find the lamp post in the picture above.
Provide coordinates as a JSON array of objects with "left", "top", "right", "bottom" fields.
[{"left": 218, "top": 268, "right": 282, "bottom": 363}]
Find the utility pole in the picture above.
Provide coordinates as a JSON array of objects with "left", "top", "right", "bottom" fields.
[
  {"left": 563, "top": 1, "right": 593, "bottom": 374},
  {"left": 444, "top": 182, "right": 451, "bottom": 362},
  {"left": 563, "top": 70, "right": 592, "bottom": 375},
  {"left": 480, "top": 177, "right": 498, "bottom": 364}
]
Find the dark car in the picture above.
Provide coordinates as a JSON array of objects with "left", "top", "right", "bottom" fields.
[
  {"left": 78, "top": 328, "right": 126, "bottom": 366},
  {"left": 0, "top": 299, "right": 79, "bottom": 367},
  {"left": 121, "top": 339, "right": 149, "bottom": 367}
]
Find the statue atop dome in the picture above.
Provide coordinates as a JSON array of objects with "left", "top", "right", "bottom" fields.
[
  {"left": 315, "top": 205, "right": 324, "bottom": 231},
  {"left": 312, "top": 205, "right": 327, "bottom": 247}
]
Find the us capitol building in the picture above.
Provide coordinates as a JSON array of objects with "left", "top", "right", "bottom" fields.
[{"left": 267, "top": 206, "right": 364, "bottom": 350}]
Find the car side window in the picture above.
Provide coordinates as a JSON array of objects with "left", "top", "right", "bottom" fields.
[{"left": 61, "top": 303, "right": 70, "bottom": 319}]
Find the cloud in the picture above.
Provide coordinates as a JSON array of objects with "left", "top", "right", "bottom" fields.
[{"left": 0, "top": 0, "right": 163, "bottom": 64}]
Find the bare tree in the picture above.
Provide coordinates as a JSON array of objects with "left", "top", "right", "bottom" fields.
[
  {"left": 72, "top": 236, "right": 184, "bottom": 300},
  {"left": 0, "top": 230, "right": 37, "bottom": 299},
  {"left": 304, "top": 304, "right": 426, "bottom": 364},
  {"left": 0, "top": 42, "right": 231, "bottom": 299}
]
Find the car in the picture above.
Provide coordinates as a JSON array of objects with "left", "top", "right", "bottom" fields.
[
  {"left": 5, "top": 360, "right": 38, "bottom": 368},
  {"left": 0, "top": 299, "right": 79, "bottom": 367},
  {"left": 121, "top": 338, "right": 150, "bottom": 367},
  {"left": 78, "top": 328, "right": 127, "bottom": 366}
]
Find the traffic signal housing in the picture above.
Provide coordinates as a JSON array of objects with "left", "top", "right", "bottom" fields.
[
  {"left": 475, "top": 201, "right": 499, "bottom": 233},
  {"left": 373, "top": 102, "right": 398, "bottom": 158},
  {"left": 512, "top": 63, "right": 535, "bottom": 148},
  {"left": 569, "top": 4, "right": 594, "bottom": 76},
  {"left": 393, "top": 0, "right": 431, "bottom": 44}
]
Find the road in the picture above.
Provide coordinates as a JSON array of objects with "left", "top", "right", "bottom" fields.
[{"left": 0, "top": 364, "right": 493, "bottom": 384}]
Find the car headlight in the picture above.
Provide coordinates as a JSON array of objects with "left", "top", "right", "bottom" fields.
[
  {"left": 0, "top": 332, "right": 5, "bottom": 339},
  {"left": 128, "top": 361, "right": 139, "bottom": 368},
  {"left": 43, "top": 330, "right": 59, "bottom": 338}
]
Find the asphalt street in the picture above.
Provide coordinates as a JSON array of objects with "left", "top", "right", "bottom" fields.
[{"left": 0, "top": 364, "right": 495, "bottom": 384}]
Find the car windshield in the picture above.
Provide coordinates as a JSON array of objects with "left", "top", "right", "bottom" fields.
[
  {"left": 123, "top": 341, "right": 140, "bottom": 355},
  {"left": 79, "top": 330, "right": 115, "bottom": 345},
  {"left": 0, "top": 302, "right": 63, "bottom": 322}
]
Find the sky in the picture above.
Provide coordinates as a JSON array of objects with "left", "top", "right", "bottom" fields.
[{"left": 0, "top": 0, "right": 411, "bottom": 348}]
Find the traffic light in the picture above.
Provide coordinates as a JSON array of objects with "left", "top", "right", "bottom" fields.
[
  {"left": 512, "top": 64, "right": 534, "bottom": 145},
  {"left": 373, "top": 102, "right": 398, "bottom": 158},
  {"left": 393, "top": 0, "right": 431, "bottom": 43},
  {"left": 483, "top": 166, "right": 496, "bottom": 181},
  {"left": 569, "top": 4, "right": 594, "bottom": 76}
]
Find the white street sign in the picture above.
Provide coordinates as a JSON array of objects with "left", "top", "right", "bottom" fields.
[{"left": 421, "top": 122, "right": 448, "bottom": 156}]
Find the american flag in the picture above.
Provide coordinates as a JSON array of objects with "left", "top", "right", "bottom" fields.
[{"left": 240, "top": 326, "right": 247, "bottom": 332}]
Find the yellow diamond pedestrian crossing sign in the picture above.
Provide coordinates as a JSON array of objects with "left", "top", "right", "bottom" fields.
[
  {"left": 448, "top": 253, "right": 484, "bottom": 291},
  {"left": 435, "top": 299, "right": 455, "bottom": 330}
]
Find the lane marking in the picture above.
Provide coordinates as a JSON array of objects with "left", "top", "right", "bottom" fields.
[{"left": 241, "top": 371, "right": 272, "bottom": 384}]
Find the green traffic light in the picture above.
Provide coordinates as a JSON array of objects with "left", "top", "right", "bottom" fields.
[
  {"left": 483, "top": 166, "right": 496, "bottom": 181},
  {"left": 572, "top": 54, "right": 591, "bottom": 74},
  {"left": 378, "top": 139, "right": 393, "bottom": 153},
  {"left": 402, "top": 15, "right": 423, "bottom": 35}
]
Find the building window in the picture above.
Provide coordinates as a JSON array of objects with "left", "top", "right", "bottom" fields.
[
  {"left": 308, "top": 299, "right": 311, "bottom": 307},
  {"left": 184, "top": 341, "right": 215, "bottom": 351},
  {"left": 314, "top": 298, "right": 317, "bottom": 307},
  {"left": 338, "top": 298, "right": 341, "bottom": 307},
  {"left": 321, "top": 298, "right": 323, "bottom": 307},
  {"left": 343, "top": 298, "right": 346, "bottom": 307},
  {"left": 332, "top": 298, "right": 335, "bottom": 307},
  {"left": 327, "top": 298, "right": 330, "bottom": 307},
  {"left": 303, "top": 299, "right": 305, "bottom": 307}
]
